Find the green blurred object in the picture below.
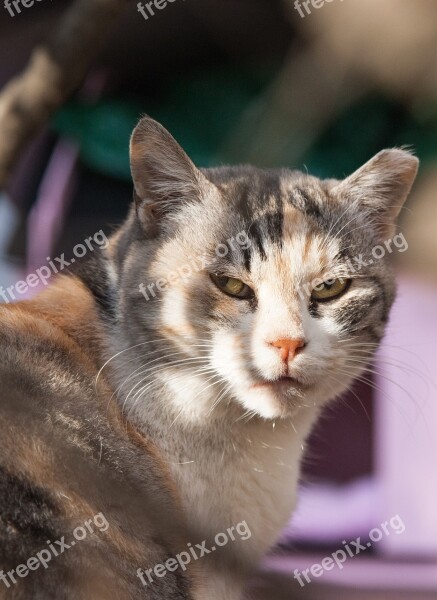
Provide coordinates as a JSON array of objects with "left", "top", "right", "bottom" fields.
[
  {"left": 52, "top": 67, "right": 274, "bottom": 181},
  {"left": 53, "top": 99, "right": 143, "bottom": 181},
  {"left": 53, "top": 72, "right": 437, "bottom": 182},
  {"left": 303, "top": 95, "right": 437, "bottom": 178}
]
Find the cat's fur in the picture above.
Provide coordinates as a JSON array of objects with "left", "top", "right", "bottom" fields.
[{"left": 0, "top": 116, "right": 418, "bottom": 599}]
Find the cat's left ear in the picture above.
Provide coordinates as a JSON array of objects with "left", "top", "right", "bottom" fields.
[
  {"left": 130, "top": 116, "right": 213, "bottom": 228},
  {"left": 332, "top": 149, "right": 419, "bottom": 237}
]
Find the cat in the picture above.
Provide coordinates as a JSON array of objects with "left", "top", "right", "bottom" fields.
[{"left": 0, "top": 115, "right": 418, "bottom": 599}]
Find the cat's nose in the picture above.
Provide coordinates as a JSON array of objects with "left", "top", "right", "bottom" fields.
[{"left": 269, "top": 338, "right": 306, "bottom": 363}]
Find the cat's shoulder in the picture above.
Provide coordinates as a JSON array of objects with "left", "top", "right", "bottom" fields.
[{"left": 0, "top": 274, "right": 104, "bottom": 369}]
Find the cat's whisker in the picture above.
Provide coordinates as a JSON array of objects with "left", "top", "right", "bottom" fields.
[
  {"left": 121, "top": 355, "right": 206, "bottom": 402},
  {"left": 339, "top": 217, "right": 401, "bottom": 241},
  {"left": 317, "top": 200, "right": 358, "bottom": 255},
  {"left": 169, "top": 375, "right": 225, "bottom": 429},
  {"left": 234, "top": 407, "right": 259, "bottom": 424},
  {"left": 109, "top": 344, "right": 181, "bottom": 405},
  {"left": 346, "top": 356, "right": 434, "bottom": 389},
  {"left": 114, "top": 343, "right": 213, "bottom": 388},
  {"left": 319, "top": 211, "right": 389, "bottom": 260},
  {"left": 96, "top": 336, "right": 214, "bottom": 392},
  {"left": 170, "top": 377, "right": 226, "bottom": 428},
  {"left": 336, "top": 367, "right": 426, "bottom": 437},
  {"left": 328, "top": 371, "right": 372, "bottom": 422},
  {"left": 104, "top": 343, "right": 182, "bottom": 413},
  {"left": 344, "top": 354, "right": 433, "bottom": 393},
  {"left": 129, "top": 358, "right": 211, "bottom": 395},
  {"left": 120, "top": 356, "right": 211, "bottom": 417},
  {"left": 95, "top": 338, "right": 175, "bottom": 390},
  {"left": 206, "top": 381, "right": 235, "bottom": 418},
  {"left": 118, "top": 349, "right": 210, "bottom": 389},
  {"left": 122, "top": 359, "right": 220, "bottom": 423}
]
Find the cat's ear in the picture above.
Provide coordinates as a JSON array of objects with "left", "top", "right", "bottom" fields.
[
  {"left": 130, "top": 116, "right": 211, "bottom": 227},
  {"left": 332, "top": 149, "right": 419, "bottom": 236}
]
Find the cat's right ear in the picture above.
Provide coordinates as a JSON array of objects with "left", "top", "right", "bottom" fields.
[
  {"left": 130, "top": 116, "right": 211, "bottom": 229},
  {"left": 331, "top": 149, "right": 419, "bottom": 238}
]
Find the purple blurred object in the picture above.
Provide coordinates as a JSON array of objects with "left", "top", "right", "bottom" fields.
[
  {"left": 26, "top": 139, "right": 80, "bottom": 276},
  {"left": 281, "top": 276, "right": 437, "bottom": 561},
  {"left": 376, "top": 275, "right": 437, "bottom": 558}
]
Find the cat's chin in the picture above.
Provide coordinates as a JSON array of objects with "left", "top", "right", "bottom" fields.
[
  {"left": 236, "top": 367, "right": 361, "bottom": 420},
  {"left": 251, "top": 376, "right": 309, "bottom": 393},
  {"left": 238, "top": 378, "right": 315, "bottom": 420}
]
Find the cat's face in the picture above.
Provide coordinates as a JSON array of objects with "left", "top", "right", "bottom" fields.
[{"left": 119, "top": 117, "right": 418, "bottom": 421}]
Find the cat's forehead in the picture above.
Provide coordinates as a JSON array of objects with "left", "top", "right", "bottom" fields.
[
  {"left": 204, "top": 166, "right": 339, "bottom": 247},
  {"left": 205, "top": 165, "right": 334, "bottom": 222},
  {"left": 197, "top": 166, "right": 344, "bottom": 277},
  {"left": 245, "top": 204, "right": 341, "bottom": 286}
]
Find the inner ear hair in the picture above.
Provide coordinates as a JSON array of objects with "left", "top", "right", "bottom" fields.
[{"left": 130, "top": 116, "right": 210, "bottom": 227}]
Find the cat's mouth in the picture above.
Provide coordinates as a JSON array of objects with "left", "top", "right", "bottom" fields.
[{"left": 251, "top": 375, "right": 309, "bottom": 392}]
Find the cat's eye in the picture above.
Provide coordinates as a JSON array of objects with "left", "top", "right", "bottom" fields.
[
  {"left": 311, "top": 278, "right": 350, "bottom": 302},
  {"left": 210, "top": 274, "right": 254, "bottom": 300}
]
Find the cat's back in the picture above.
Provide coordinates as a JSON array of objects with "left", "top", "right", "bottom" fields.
[{"left": 0, "top": 275, "right": 194, "bottom": 599}]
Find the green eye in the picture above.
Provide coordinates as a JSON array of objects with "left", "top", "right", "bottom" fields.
[
  {"left": 311, "top": 278, "right": 350, "bottom": 302},
  {"left": 210, "top": 274, "right": 254, "bottom": 300}
]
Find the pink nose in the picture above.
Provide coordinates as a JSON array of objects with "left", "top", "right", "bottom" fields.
[{"left": 269, "top": 338, "right": 305, "bottom": 363}]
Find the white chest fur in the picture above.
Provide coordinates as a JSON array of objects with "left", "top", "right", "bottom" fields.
[
  {"left": 173, "top": 411, "right": 317, "bottom": 547},
  {"left": 165, "top": 407, "right": 320, "bottom": 598},
  {"left": 128, "top": 372, "right": 321, "bottom": 598}
]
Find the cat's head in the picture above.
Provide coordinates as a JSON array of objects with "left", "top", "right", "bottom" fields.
[{"left": 114, "top": 116, "right": 418, "bottom": 421}]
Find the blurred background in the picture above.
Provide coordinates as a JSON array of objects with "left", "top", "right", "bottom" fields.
[{"left": 0, "top": 0, "right": 436, "bottom": 598}]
